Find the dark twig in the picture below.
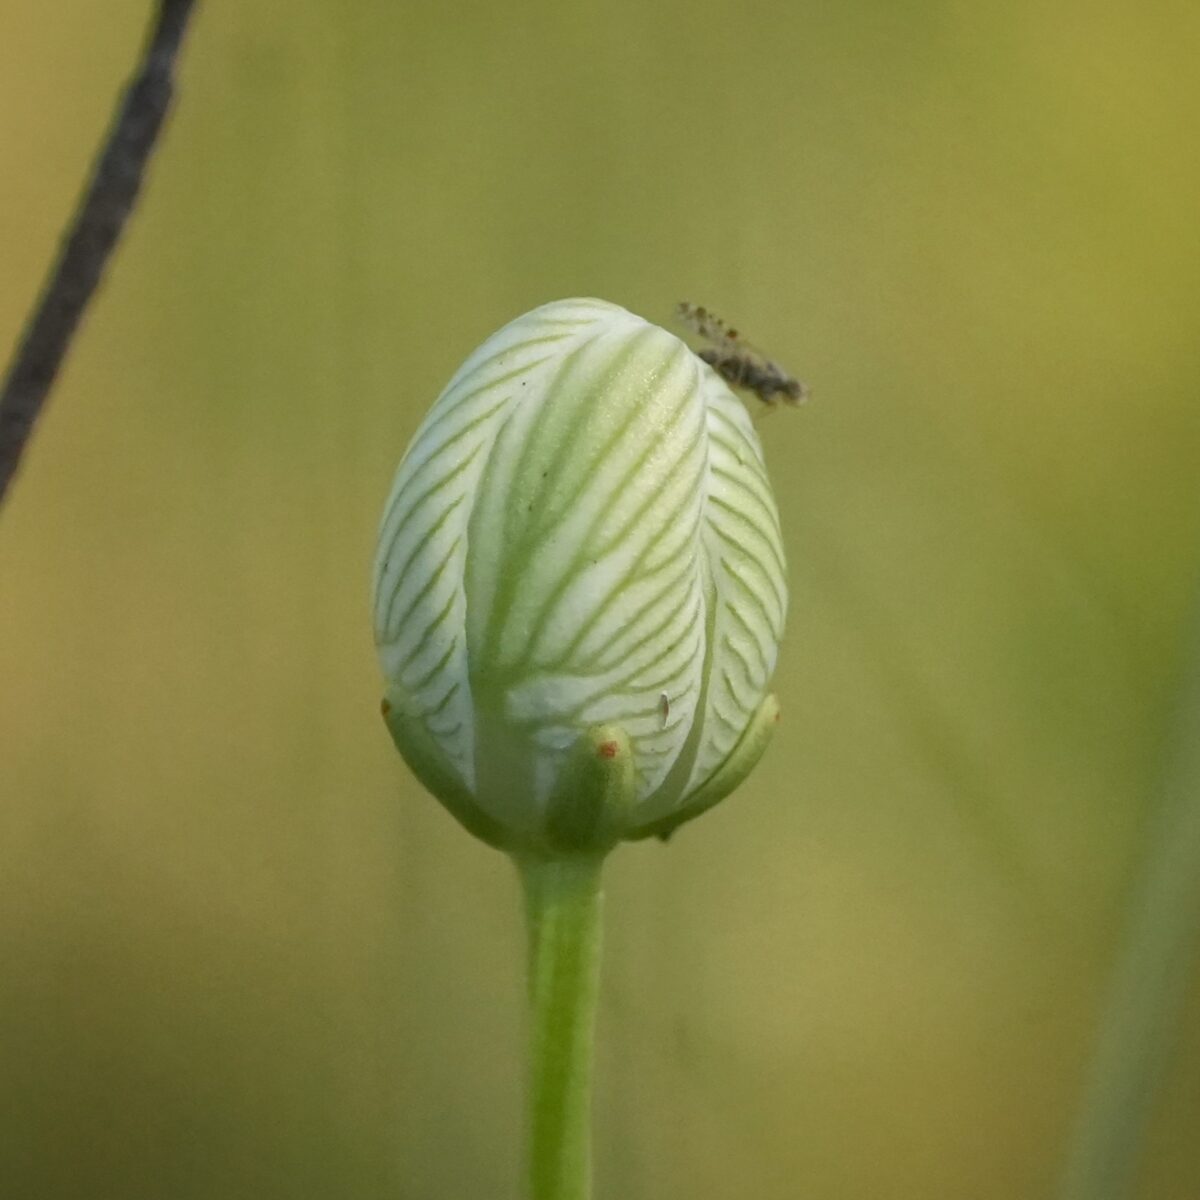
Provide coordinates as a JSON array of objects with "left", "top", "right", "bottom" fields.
[{"left": 0, "top": 0, "right": 199, "bottom": 509}]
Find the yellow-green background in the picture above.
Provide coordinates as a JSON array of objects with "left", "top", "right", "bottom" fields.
[{"left": 2, "top": 2, "right": 1198, "bottom": 1197}]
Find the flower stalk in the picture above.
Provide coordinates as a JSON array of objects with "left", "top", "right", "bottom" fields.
[{"left": 519, "top": 854, "right": 606, "bottom": 1200}]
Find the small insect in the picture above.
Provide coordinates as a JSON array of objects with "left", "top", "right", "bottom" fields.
[
  {"left": 658, "top": 691, "right": 670, "bottom": 727},
  {"left": 676, "top": 302, "right": 809, "bottom": 408}
]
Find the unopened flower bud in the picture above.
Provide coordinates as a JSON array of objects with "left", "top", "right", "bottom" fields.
[{"left": 373, "top": 298, "right": 786, "bottom": 855}]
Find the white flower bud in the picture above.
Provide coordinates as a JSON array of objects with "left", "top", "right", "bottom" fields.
[{"left": 373, "top": 298, "right": 786, "bottom": 854}]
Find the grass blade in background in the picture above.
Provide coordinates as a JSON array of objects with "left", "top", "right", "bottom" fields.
[{"left": 1060, "top": 578, "right": 1200, "bottom": 1200}]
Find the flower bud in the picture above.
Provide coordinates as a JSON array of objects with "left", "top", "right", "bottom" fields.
[{"left": 373, "top": 299, "right": 786, "bottom": 855}]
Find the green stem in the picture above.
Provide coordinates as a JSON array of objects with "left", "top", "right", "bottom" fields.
[
  {"left": 1059, "top": 582, "right": 1200, "bottom": 1200},
  {"left": 517, "top": 853, "right": 606, "bottom": 1200}
]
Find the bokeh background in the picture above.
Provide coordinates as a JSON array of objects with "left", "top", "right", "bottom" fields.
[{"left": 2, "top": 1, "right": 1198, "bottom": 1197}]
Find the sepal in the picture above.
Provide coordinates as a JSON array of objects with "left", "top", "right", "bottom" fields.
[
  {"left": 542, "top": 725, "right": 636, "bottom": 855},
  {"left": 382, "top": 682, "right": 510, "bottom": 850}
]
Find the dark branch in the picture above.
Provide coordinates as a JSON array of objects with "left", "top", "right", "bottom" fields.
[{"left": 0, "top": 0, "right": 199, "bottom": 509}]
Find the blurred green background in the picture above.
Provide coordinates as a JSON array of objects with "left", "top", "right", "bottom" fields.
[{"left": 2, "top": 1, "right": 1198, "bottom": 1197}]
